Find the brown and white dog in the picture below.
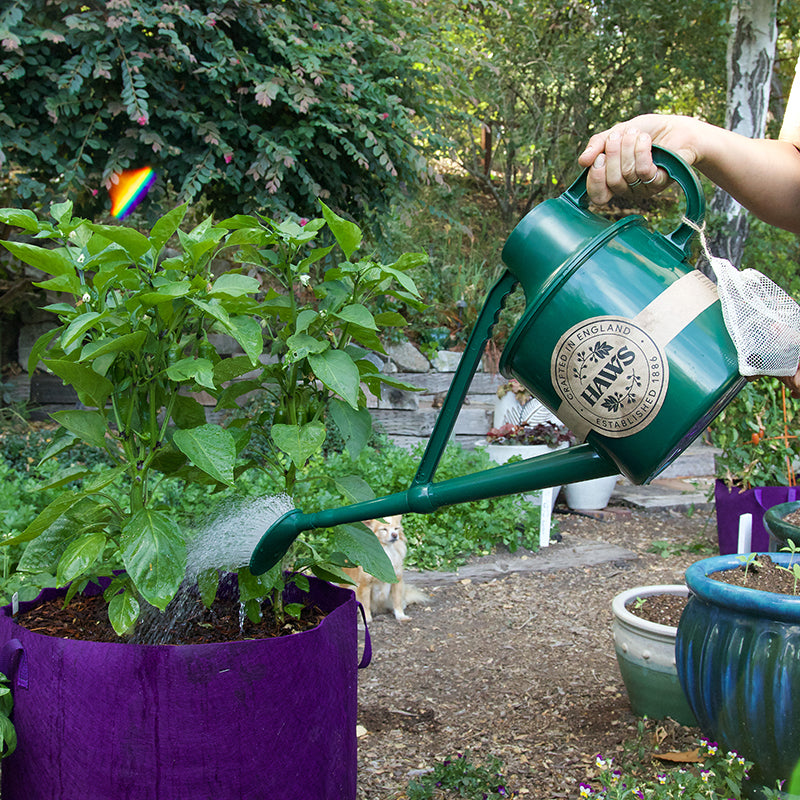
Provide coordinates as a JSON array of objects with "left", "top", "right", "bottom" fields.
[{"left": 343, "top": 515, "right": 415, "bottom": 622}]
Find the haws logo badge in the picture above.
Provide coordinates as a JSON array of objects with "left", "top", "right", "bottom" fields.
[{"left": 551, "top": 316, "right": 668, "bottom": 438}]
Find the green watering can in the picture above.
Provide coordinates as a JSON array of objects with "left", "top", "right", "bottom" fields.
[{"left": 250, "top": 146, "right": 745, "bottom": 575}]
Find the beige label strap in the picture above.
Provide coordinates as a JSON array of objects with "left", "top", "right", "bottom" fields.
[
  {"left": 553, "top": 271, "right": 719, "bottom": 440},
  {"left": 632, "top": 270, "right": 718, "bottom": 348}
]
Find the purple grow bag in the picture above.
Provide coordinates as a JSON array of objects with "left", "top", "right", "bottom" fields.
[
  {"left": 0, "top": 576, "right": 370, "bottom": 800},
  {"left": 714, "top": 479, "right": 799, "bottom": 554}
]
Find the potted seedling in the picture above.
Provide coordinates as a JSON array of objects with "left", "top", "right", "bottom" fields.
[{"left": 0, "top": 199, "right": 424, "bottom": 799}]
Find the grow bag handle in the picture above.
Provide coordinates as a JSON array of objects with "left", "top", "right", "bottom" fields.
[
  {"left": 357, "top": 603, "right": 372, "bottom": 669},
  {"left": 754, "top": 486, "right": 799, "bottom": 508},
  {"left": 0, "top": 639, "right": 28, "bottom": 689}
]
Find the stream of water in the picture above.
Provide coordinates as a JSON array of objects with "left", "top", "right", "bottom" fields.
[{"left": 132, "top": 493, "right": 295, "bottom": 645}]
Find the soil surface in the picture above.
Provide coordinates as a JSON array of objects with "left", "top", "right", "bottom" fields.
[{"left": 10, "top": 500, "right": 780, "bottom": 798}]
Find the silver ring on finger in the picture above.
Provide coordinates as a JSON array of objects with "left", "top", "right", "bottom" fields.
[
  {"left": 627, "top": 178, "right": 642, "bottom": 188},
  {"left": 642, "top": 173, "right": 658, "bottom": 185}
]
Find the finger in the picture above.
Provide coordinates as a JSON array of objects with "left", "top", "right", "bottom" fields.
[
  {"left": 601, "top": 129, "right": 624, "bottom": 189},
  {"left": 631, "top": 132, "right": 667, "bottom": 192},
  {"left": 619, "top": 128, "right": 642, "bottom": 188},
  {"left": 578, "top": 131, "right": 612, "bottom": 168},
  {"left": 584, "top": 153, "right": 613, "bottom": 206}
]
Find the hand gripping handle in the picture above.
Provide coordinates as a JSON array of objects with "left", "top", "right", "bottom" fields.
[{"left": 563, "top": 144, "right": 705, "bottom": 258}]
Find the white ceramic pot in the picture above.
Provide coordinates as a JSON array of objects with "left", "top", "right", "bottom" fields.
[
  {"left": 564, "top": 473, "right": 619, "bottom": 510},
  {"left": 611, "top": 584, "right": 696, "bottom": 726}
]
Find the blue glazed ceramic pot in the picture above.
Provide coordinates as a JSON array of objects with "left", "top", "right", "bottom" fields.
[{"left": 677, "top": 553, "right": 800, "bottom": 794}]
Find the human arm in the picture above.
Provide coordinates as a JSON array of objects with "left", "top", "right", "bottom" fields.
[{"left": 578, "top": 114, "right": 800, "bottom": 235}]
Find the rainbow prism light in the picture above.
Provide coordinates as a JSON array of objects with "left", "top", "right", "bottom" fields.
[{"left": 109, "top": 167, "right": 156, "bottom": 219}]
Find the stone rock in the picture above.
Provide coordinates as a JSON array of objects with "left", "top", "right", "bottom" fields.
[
  {"left": 385, "top": 341, "right": 430, "bottom": 373},
  {"left": 376, "top": 388, "right": 420, "bottom": 411},
  {"left": 363, "top": 352, "right": 385, "bottom": 371},
  {"left": 207, "top": 333, "right": 242, "bottom": 356},
  {"left": 431, "top": 350, "right": 462, "bottom": 372}
]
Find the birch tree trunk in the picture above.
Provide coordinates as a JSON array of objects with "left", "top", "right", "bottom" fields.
[{"left": 706, "top": 0, "right": 777, "bottom": 270}]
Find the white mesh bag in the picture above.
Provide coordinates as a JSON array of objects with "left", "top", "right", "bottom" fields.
[{"left": 688, "top": 219, "right": 800, "bottom": 377}]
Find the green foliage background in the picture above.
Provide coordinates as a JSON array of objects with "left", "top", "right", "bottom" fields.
[{"left": 0, "top": 0, "right": 447, "bottom": 218}]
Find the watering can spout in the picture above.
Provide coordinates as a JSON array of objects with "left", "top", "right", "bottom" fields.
[{"left": 250, "top": 443, "right": 617, "bottom": 575}]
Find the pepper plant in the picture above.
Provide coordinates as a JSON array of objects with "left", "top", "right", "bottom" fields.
[{"left": 0, "top": 200, "right": 423, "bottom": 634}]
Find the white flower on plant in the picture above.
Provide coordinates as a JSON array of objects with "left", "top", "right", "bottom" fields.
[
  {"left": 299, "top": 274, "right": 311, "bottom": 287},
  {"left": 77, "top": 253, "right": 85, "bottom": 264},
  {"left": 81, "top": 293, "right": 91, "bottom": 303}
]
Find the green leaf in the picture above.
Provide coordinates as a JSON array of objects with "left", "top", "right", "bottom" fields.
[
  {"left": 320, "top": 201, "right": 361, "bottom": 259},
  {"left": 121, "top": 509, "right": 186, "bottom": 611},
  {"left": 108, "top": 589, "right": 141, "bottom": 636},
  {"left": 307, "top": 349, "right": 360, "bottom": 408},
  {"left": 7, "top": 491, "right": 87, "bottom": 546},
  {"left": 330, "top": 474, "right": 375, "bottom": 504},
  {"left": 0, "top": 207, "right": 41, "bottom": 232},
  {"left": 171, "top": 394, "right": 207, "bottom": 429},
  {"left": 36, "top": 466, "right": 90, "bottom": 491},
  {"left": 329, "top": 398, "right": 372, "bottom": 459},
  {"left": 224, "top": 315, "right": 263, "bottom": 365},
  {"left": 166, "top": 357, "right": 215, "bottom": 390},
  {"left": 197, "top": 568, "right": 219, "bottom": 608},
  {"left": 373, "top": 311, "right": 408, "bottom": 327},
  {"left": 87, "top": 223, "right": 152, "bottom": 260},
  {"left": 57, "top": 532, "right": 107, "bottom": 585},
  {"left": 83, "top": 465, "right": 126, "bottom": 492},
  {"left": 0, "top": 240, "right": 74, "bottom": 276},
  {"left": 271, "top": 421, "right": 327, "bottom": 468},
  {"left": 0, "top": 711, "right": 17, "bottom": 757},
  {"left": 60, "top": 311, "right": 106, "bottom": 354},
  {"left": 213, "top": 354, "right": 259, "bottom": 383},
  {"left": 379, "top": 263, "right": 421, "bottom": 297},
  {"left": 295, "top": 309, "right": 318, "bottom": 333},
  {"left": 28, "top": 327, "right": 60, "bottom": 375},
  {"left": 172, "top": 424, "right": 236, "bottom": 485},
  {"left": 283, "top": 603, "right": 304, "bottom": 620},
  {"left": 191, "top": 297, "right": 231, "bottom": 329},
  {"left": 50, "top": 409, "right": 108, "bottom": 449},
  {"left": 80, "top": 330, "right": 147, "bottom": 360},
  {"left": 138, "top": 282, "right": 191, "bottom": 306},
  {"left": 286, "top": 332, "right": 328, "bottom": 360},
  {"left": 333, "top": 304, "right": 378, "bottom": 330},
  {"left": 149, "top": 203, "right": 188, "bottom": 254},
  {"left": 332, "top": 523, "right": 396, "bottom": 583},
  {"left": 310, "top": 563, "right": 356, "bottom": 585},
  {"left": 50, "top": 200, "right": 73, "bottom": 224},
  {"left": 210, "top": 273, "right": 260, "bottom": 297},
  {"left": 43, "top": 359, "right": 113, "bottom": 408}
]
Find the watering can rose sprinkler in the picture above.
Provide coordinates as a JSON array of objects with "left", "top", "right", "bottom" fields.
[{"left": 251, "top": 146, "right": 746, "bottom": 575}]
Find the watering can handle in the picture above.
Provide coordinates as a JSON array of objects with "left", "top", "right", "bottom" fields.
[
  {"left": 412, "top": 269, "right": 519, "bottom": 486},
  {"left": 563, "top": 144, "right": 705, "bottom": 258}
]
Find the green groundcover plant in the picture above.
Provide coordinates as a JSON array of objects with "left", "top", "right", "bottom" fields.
[
  {"left": 294, "top": 434, "right": 544, "bottom": 571},
  {"left": 580, "top": 738, "right": 775, "bottom": 800},
  {"left": 407, "top": 751, "right": 517, "bottom": 799},
  {"left": 0, "top": 198, "right": 425, "bottom": 634}
]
